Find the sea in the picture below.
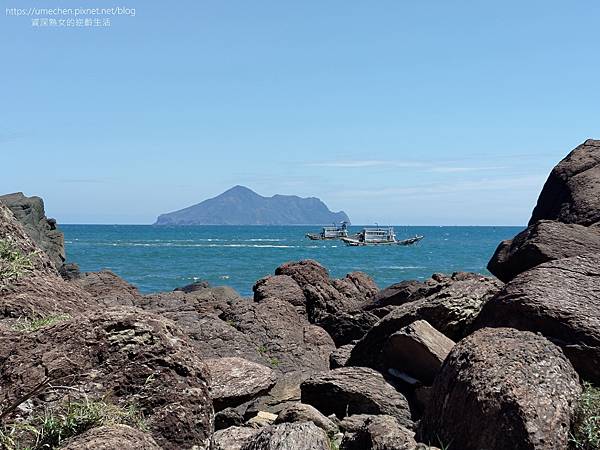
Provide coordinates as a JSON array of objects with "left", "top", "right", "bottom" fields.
[{"left": 62, "top": 225, "right": 522, "bottom": 297}]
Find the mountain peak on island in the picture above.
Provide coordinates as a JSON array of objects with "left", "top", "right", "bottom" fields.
[{"left": 154, "top": 187, "right": 350, "bottom": 226}]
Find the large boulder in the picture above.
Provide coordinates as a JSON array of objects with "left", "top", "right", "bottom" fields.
[
  {"left": 272, "top": 260, "right": 380, "bottom": 346},
  {"left": 487, "top": 220, "right": 600, "bottom": 282},
  {"left": 240, "top": 422, "right": 330, "bottom": 450},
  {"left": 214, "top": 426, "right": 259, "bottom": 450},
  {"left": 207, "top": 357, "right": 278, "bottom": 410},
  {"left": 348, "top": 273, "right": 501, "bottom": 369},
  {"left": 341, "top": 415, "right": 418, "bottom": 450},
  {"left": 75, "top": 270, "right": 142, "bottom": 306},
  {"left": 300, "top": 367, "right": 413, "bottom": 428},
  {"left": 529, "top": 139, "right": 600, "bottom": 226},
  {"left": 476, "top": 253, "right": 600, "bottom": 383},
  {"left": 382, "top": 320, "right": 454, "bottom": 385},
  {"left": 60, "top": 425, "right": 161, "bottom": 450},
  {"left": 274, "top": 402, "right": 338, "bottom": 434},
  {"left": 138, "top": 288, "right": 277, "bottom": 368},
  {"left": 0, "top": 307, "right": 213, "bottom": 449},
  {"left": 418, "top": 328, "right": 581, "bottom": 450},
  {"left": 253, "top": 274, "right": 306, "bottom": 314},
  {"left": 220, "top": 297, "right": 335, "bottom": 374},
  {"left": 0, "top": 192, "right": 65, "bottom": 268},
  {"left": 0, "top": 203, "right": 97, "bottom": 326}
]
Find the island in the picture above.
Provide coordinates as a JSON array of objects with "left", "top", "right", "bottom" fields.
[{"left": 154, "top": 185, "right": 350, "bottom": 225}]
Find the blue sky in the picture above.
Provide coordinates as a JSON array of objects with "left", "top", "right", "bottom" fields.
[{"left": 1, "top": 0, "right": 599, "bottom": 225}]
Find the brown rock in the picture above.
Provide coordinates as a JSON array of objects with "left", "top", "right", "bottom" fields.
[
  {"left": 418, "top": 328, "right": 581, "bottom": 450},
  {"left": 241, "top": 422, "right": 330, "bottom": 450},
  {"left": 341, "top": 415, "right": 417, "bottom": 450},
  {"left": 476, "top": 253, "right": 600, "bottom": 383},
  {"left": 330, "top": 344, "right": 354, "bottom": 369},
  {"left": 382, "top": 320, "right": 454, "bottom": 385},
  {"left": 275, "top": 402, "right": 338, "bottom": 434},
  {"left": 75, "top": 270, "right": 142, "bottom": 306},
  {"left": 0, "top": 203, "right": 97, "bottom": 325},
  {"left": 300, "top": 367, "right": 413, "bottom": 428},
  {"left": 60, "top": 425, "right": 161, "bottom": 450},
  {"left": 220, "top": 297, "right": 335, "bottom": 374},
  {"left": 349, "top": 273, "right": 501, "bottom": 369},
  {"left": 0, "top": 307, "right": 213, "bottom": 450},
  {"left": 207, "top": 357, "right": 278, "bottom": 410},
  {"left": 214, "top": 426, "right": 259, "bottom": 450},
  {"left": 487, "top": 220, "right": 600, "bottom": 282},
  {"left": 530, "top": 139, "right": 600, "bottom": 226},
  {"left": 0, "top": 192, "right": 65, "bottom": 268},
  {"left": 253, "top": 274, "right": 306, "bottom": 314},
  {"left": 274, "top": 260, "right": 380, "bottom": 346}
]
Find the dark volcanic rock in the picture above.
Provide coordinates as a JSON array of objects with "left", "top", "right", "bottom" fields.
[
  {"left": 300, "top": 367, "right": 413, "bottom": 428},
  {"left": 382, "top": 320, "right": 454, "bottom": 385},
  {"left": 174, "top": 280, "right": 210, "bottom": 293},
  {"left": 60, "top": 425, "right": 161, "bottom": 450},
  {"left": 220, "top": 297, "right": 335, "bottom": 374},
  {"left": 274, "top": 402, "right": 337, "bottom": 434},
  {"left": 59, "top": 262, "right": 81, "bottom": 280},
  {"left": 529, "top": 139, "right": 600, "bottom": 226},
  {"left": 0, "top": 203, "right": 97, "bottom": 325},
  {"left": 240, "top": 422, "right": 330, "bottom": 450},
  {"left": 0, "top": 192, "right": 65, "bottom": 268},
  {"left": 273, "top": 260, "right": 379, "bottom": 346},
  {"left": 487, "top": 220, "right": 600, "bottom": 282},
  {"left": 206, "top": 357, "right": 278, "bottom": 411},
  {"left": 341, "top": 415, "right": 417, "bottom": 450},
  {"left": 214, "top": 426, "right": 259, "bottom": 450},
  {"left": 330, "top": 344, "right": 355, "bottom": 369},
  {"left": 0, "top": 307, "right": 213, "bottom": 449},
  {"left": 365, "top": 279, "right": 443, "bottom": 313},
  {"left": 74, "top": 270, "right": 142, "bottom": 306},
  {"left": 348, "top": 273, "right": 501, "bottom": 369},
  {"left": 419, "top": 328, "right": 581, "bottom": 450},
  {"left": 155, "top": 185, "right": 349, "bottom": 225},
  {"left": 253, "top": 274, "right": 306, "bottom": 314},
  {"left": 476, "top": 253, "right": 600, "bottom": 383}
]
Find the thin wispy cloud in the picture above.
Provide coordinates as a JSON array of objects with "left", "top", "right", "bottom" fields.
[
  {"left": 305, "top": 160, "right": 422, "bottom": 168},
  {"left": 328, "top": 175, "right": 547, "bottom": 200},
  {"left": 305, "top": 159, "right": 507, "bottom": 173},
  {"left": 58, "top": 178, "right": 112, "bottom": 184},
  {"left": 427, "top": 166, "right": 507, "bottom": 173}
]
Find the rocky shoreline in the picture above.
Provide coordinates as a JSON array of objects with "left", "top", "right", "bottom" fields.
[{"left": 0, "top": 139, "right": 599, "bottom": 449}]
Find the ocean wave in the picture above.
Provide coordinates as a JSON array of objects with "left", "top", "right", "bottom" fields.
[
  {"left": 380, "top": 265, "right": 426, "bottom": 270},
  {"left": 101, "top": 242, "right": 296, "bottom": 249}
]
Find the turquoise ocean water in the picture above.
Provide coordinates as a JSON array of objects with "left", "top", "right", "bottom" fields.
[{"left": 62, "top": 225, "right": 522, "bottom": 296}]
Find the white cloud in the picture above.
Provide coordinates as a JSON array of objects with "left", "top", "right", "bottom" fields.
[
  {"left": 305, "top": 160, "right": 506, "bottom": 173},
  {"left": 328, "top": 175, "right": 547, "bottom": 200}
]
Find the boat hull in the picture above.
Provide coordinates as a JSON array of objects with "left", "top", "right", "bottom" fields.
[{"left": 341, "top": 235, "right": 424, "bottom": 247}]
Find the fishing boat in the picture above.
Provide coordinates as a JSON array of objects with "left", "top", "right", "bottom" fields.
[
  {"left": 341, "top": 226, "right": 423, "bottom": 246},
  {"left": 305, "top": 222, "right": 349, "bottom": 240}
]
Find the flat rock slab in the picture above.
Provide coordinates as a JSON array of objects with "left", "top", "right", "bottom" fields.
[
  {"left": 207, "top": 357, "right": 278, "bottom": 410},
  {"left": 300, "top": 367, "right": 413, "bottom": 428},
  {"left": 275, "top": 402, "right": 337, "bottom": 434},
  {"left": 60, "top": 425, "right": 161, "bottom": 450},
  {"left": 349, "top": 274, "right": 501, "bottom": 369},
  {"left": 214, "top": 426, "right": 259, "bottom": 450},
  {"left": 487, "top": 220, "right": 600, "bottom": 282},
  {"left": 419, "top": 328, "right": 581, "bottom": 450},
  {"left": 383, "top": 320, "right": 454, "bottom": 385},
  {"left": 476, "top": 253, "right": 600, "bottom": 383},
  {"left": 241, "top": 422, "right": 330, "bottom": 450}
]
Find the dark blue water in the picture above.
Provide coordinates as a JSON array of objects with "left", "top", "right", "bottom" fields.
[{"left": 62, "top": 225, "right": 521, "bottom": 296}]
